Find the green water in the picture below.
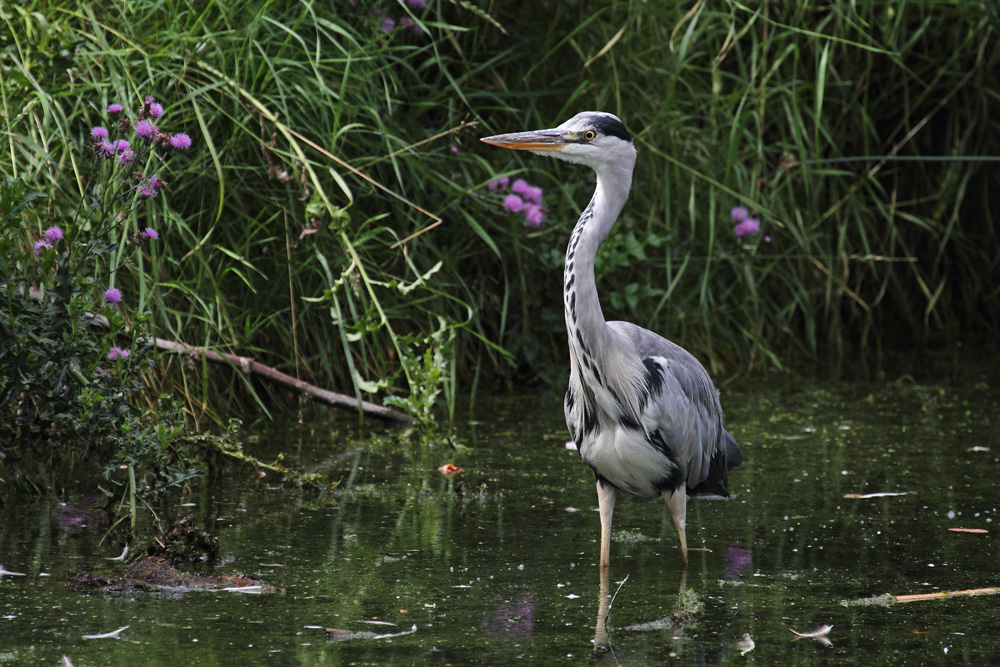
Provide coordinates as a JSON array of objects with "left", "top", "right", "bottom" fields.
[{"left": 2, "top": 376, "right": 999, "bottom": 665}]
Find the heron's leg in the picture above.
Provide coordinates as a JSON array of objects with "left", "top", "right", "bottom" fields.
[
  {"left": 665, "top": 490, "right": 688, "bottom": 566},
  {"left": 593, "top": 561, "right": 611, "bottom": 650},
  {"left": 597, "top": 481, "right": 616, "bottom": 570}
]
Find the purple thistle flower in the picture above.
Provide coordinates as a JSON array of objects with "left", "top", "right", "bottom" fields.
[
  {"left": 764, "top": 235, "right": 772, "bottom": 243},
  {"left": 147, "top": 176, "right": 164, "bottom": 189},
  {"left": 107, "top": 346, "right": 130, "bottom": 360},
  {"left": 107, "top": 103, "right": 123, "bottom": 115},
  {"left": 97, "top": 141, "right": 115, "bottom": 158},
  {"left": 114, "top": 139, "right": 131, "bottom": 152},
  {"left": 145, "top": 95, "right": 156, "bottom": 106},
  {"left": 104, "top": 287, "right": 122, "bottom": 304},
  {"left": 34, "top": 239, "right": 52, "bottom": 255},
  {"left": 168, "top": 133, "right": 192, "bottom": 150},
  {"left": 523, "top": 185, "right": 543, "bottom": 205},
  {"left": 523, "top": 204, "right": 545, "bottom": 227},
  {"left": 488, "top": 177, "right": 510, "bottom": 191},
  {"left": 381, "top": 16, "right": 396, "bottom": 32},
  {"left": 91, "top": 126, "right": 109, "bottom": 141},
  {"left": 143, "top": 227, "right": 159, "bottom": 240},
  {"left": 138, "top": 181, "right": 158, "bottom": 198},
  {"left": 731, "top": 206, "right": 748, "bottom": 222},
  {"left": 400, "top": 16, "right": 426, "bottom": 35},
  {"left": 134, "top": 120, "right": 155, "bottom": 139},
  {"left": 503, "top": 194, "right": 524, "bottom": 213},
  {"left": 733, "top": 217, "right": 761, "bottom": 237},
  {"left": 117, "top": 148, "right": 135, "bottom": 166},
  {"left": 450, "top": 145, "right": 458, "bottom": 154},
  {"left": 511, "top": 179, "right": 530, "bottom": 196},
  {"left": 149, "top": 102, "right": 164, "bottom": 119},
  {"left": 44, "top": 226, "right": 63, "bottom": 243}
]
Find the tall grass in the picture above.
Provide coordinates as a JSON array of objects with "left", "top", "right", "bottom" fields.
[{"left": 2, "top": 0, "right": 998, "bottom": 428}]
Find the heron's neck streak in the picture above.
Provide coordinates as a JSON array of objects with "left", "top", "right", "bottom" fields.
[{"left": 563, "top": 161, "right": 634, "bottom": 357}]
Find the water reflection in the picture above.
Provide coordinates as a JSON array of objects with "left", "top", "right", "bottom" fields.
[
  {"left": 482, "top": 591, "right": 535, "bottom": 642},
  {"left": 57, "top": 493, "right": 108, "bottom": 535},
  {"left": 2, "top": 377, "right": 999, "bottom": 665},
  {"left": 724, "top": 544, "right": 753, "bottom": 579}
]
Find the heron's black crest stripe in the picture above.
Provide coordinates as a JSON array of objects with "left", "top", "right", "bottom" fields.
[{"left": 591, "top": 116, "right": 631, "bottom": 143}]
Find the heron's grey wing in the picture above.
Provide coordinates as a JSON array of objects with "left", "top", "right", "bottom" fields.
[{"left": 609, "top": 321, "right": 740, "bottom": 495}]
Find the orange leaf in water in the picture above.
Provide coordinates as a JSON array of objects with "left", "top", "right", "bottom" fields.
[
  {"left": 438, "top": 463, "right": 462, "bottom": 476},
  {"left": 948, "top": 527, "right": 988, "bottom": 534}
]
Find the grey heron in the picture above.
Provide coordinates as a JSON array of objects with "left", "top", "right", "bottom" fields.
[{"left": 482, "top": 112, "right": 743, "bottom": 570}]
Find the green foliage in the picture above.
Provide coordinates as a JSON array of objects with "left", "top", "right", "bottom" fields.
[
  {"left": 2, "top": 0, "right": 998, "bottom": 432},
  {"left": 0, "top": 92, "right": 197, "bottom": 522}
]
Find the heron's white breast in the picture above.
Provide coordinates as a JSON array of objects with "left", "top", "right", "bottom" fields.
[{"left": 579, "top": 423, "right": 676, "bottom": 498}]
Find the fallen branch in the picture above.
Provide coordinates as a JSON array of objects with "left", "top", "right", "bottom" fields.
[
  {"left": 17, "top": 287, "right": 414, "bottom": 423},
  {"left": 842, "top": 587, "right": 1000, "bottom": 607},
  {"left": 892, "top": 588, "right": 1000, "bottom": 603},
  {"left": 151, "top": 339, "right": 413, "bottom": 424}
]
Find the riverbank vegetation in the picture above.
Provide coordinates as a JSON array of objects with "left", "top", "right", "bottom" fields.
[{"left": 3, "top": 1, "right": 998, "bottom": 509}]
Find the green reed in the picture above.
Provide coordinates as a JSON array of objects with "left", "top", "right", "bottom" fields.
[{"left": 2, "top": 0, "right": 997, "bottom": 431}]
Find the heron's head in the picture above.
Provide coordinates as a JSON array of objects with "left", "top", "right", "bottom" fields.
[{"left": 481, "top": 111, "right": 635, "bottom": 174}]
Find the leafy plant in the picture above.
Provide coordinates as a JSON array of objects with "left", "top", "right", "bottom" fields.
[
  {"left": 0, "top": 96, "right": 197, "bottom": 529},
  {"left": 2, "top": 0, "right": 997, "bottom": 424}
]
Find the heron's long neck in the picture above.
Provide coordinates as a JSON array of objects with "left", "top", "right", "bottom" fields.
[{"left": 563, "top": 164, "right": 633, "bottom": 357}]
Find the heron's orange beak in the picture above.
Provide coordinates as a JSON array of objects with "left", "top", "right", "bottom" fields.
[{"left": 480, "top": 129, "right": 571, "bottom": 152}]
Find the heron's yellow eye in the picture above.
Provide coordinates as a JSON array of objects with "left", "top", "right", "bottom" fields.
[{"left": 583, "top": 130, "right": 597, "bottom": 141}]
